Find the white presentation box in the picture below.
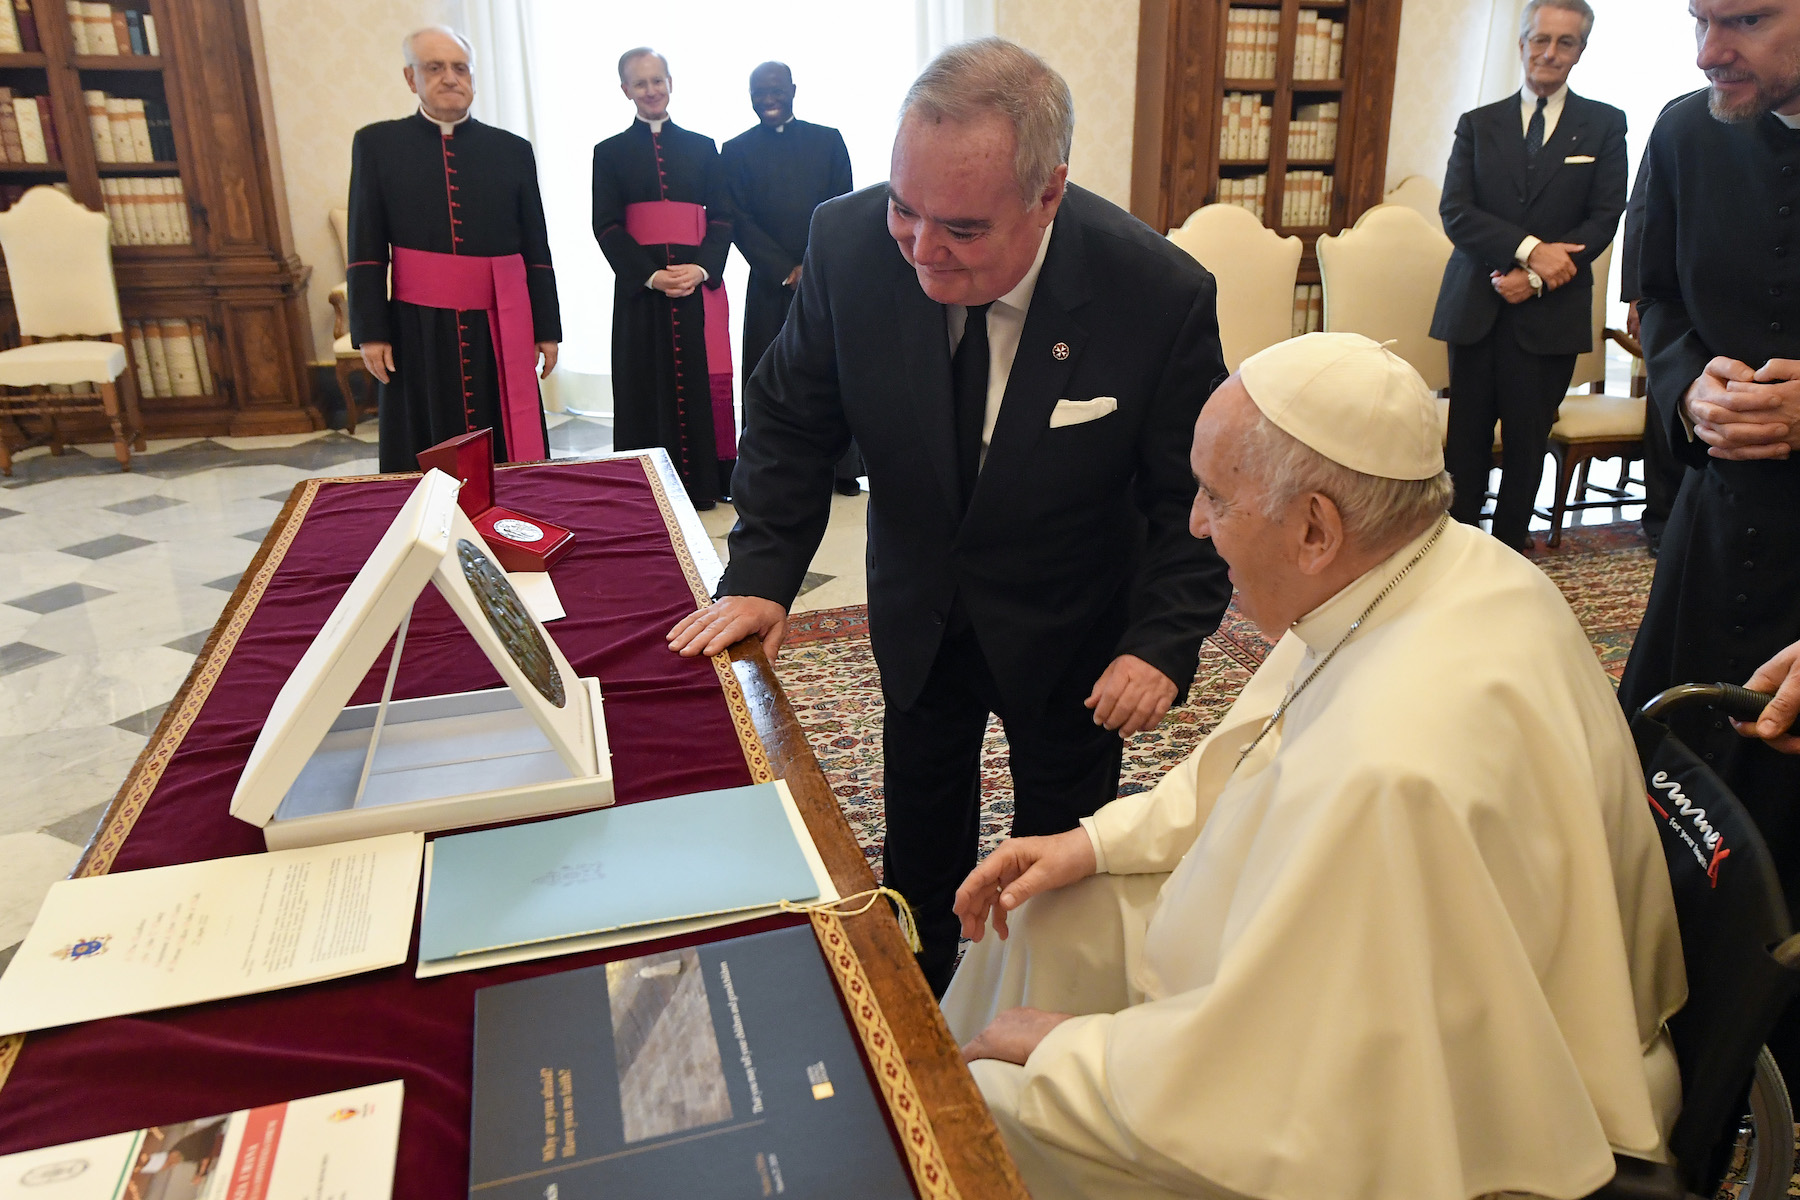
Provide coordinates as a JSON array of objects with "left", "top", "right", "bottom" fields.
[{"left": 230, "top": 469, "right": 614, "bottom": 850}]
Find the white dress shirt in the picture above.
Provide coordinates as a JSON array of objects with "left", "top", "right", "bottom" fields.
[
  {"left": 1515, "top": 85, "right": 1571, "bottom": 267},
  {"left": 946, "top": 220, "right": 1054, "bottom": 466}
]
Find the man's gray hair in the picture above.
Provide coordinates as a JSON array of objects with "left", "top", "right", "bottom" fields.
[
  {"left": 1519, "top": 0, "right": 1595, "bottom": 45},
  {"left": 402, "top": 25, "right": 474, "bottom": 69},
  {"left": 901, "top": 37, "right": 1074, "bottom": 204},
  {"left": 618, "top": 46, "right": 669, "bottom": 83},
  {"left": 1241, "top": 408, "right": 1453, "bottom": 549}
]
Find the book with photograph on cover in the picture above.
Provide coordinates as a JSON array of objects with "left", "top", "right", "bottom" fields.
[{"left": 469, "top": 924, "right": 916, "bottom": 1199}]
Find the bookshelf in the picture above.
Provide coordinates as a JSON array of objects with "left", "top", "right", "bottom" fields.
[
  {"left": 1131, "top": 0, "right": 1404, "bottom": 304},
  {"left": 0, "top": 0, "right": 317, "bottom": 447}
]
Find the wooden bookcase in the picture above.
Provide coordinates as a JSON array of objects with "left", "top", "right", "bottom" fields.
[
  {"left": 1130, "top": 0, "right": 1403, "bottom": 285},
  {"left": 0, "top": 0, "right": 318, "bottom": 446}
]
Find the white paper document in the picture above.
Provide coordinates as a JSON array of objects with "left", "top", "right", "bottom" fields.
[
  {"left": 0, "top": 1079, "right": 404, "bottom": 1200},
  {"left": 0, "top": 833, "right": 424, "bottom": 1035},
  {"left": 506, "top": 570, "right": 565, "bottom": 622}
]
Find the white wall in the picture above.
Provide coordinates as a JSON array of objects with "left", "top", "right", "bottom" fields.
[{"left": 996, "top": 0, "right": 1140, "bottom": 207}]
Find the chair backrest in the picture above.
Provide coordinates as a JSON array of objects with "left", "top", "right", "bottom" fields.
[
  {"left": 0, "top": 185, "right": 121, "bottom": 337},
  {"left": 328, "top": 206, "right": 349, "bottom": 268},
  {"left": 1569, "top": 242, "right": 1617, "bottom": 392},
  {"left": 1631, "top": 709, "right": 1800, "bottom": 1193},
  {"left": 1167, "top": 204, "right": 1304, "bottom": 372},
  {"left": 1316, "top": 204, "right": 1453, "bottom": 390},
  {"left": 1382, "top": 174, "right": 1443, "bottom": 233}
]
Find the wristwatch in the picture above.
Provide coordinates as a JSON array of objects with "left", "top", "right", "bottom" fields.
[{"left": 1525, "top": 267, "right": 1545, "bottom": 297}]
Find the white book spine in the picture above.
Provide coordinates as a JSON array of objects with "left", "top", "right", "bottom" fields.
[
  {"left": 189, "top": 319, "right": 213, "bottom": 394},
  {"left": 84, "top": 1, "right": 114, "bottom": 54},
  {"left": 142, "top": 11, "right": 156, "bottom": 54},
  {"left": 167, "top": 178, "right": 191, "bottom": 243},
  {"left": 13, "top": 97, "right": 44, "bottom": 163},
  {"left": 143, "top": 319, "right": 171, "bottom": 396},
  {"left": 128, "top": 320, "right": 156, "bottom": 395},
  {"left": 1329, "top": 24, "right": 1344, "bottom": 78},
  {"left": 83, "top": 89, "right": 112, "bottom": 162},
  {"left": 0, "top": 1, "right": 20, "bottom": 53},
  {"left": 125, "top": 98, "right": 151, "bottom": 162},
  {"left": 64, "top": 0, "right": 85, "bottom": 53},
  {"left": 105, "top": 96, "right": 132, "bottom": 162},
  {"left": 162, "top": 316, "right": 201, "bottom": 395}
]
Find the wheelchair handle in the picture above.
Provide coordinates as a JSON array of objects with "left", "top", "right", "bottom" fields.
[{"left": 1638, "top": 682, "right": 1779, "bottom": 725}]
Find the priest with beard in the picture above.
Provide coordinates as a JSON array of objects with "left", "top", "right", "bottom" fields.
[
  {"left": 721, "top": 62, "right": 862, "bottom": 495},
  {"left": 593, "top": 47, "right": 735, "bottom": 509},
  {"left": 347, "top": 25, "right": 561, "bottom": 473}
]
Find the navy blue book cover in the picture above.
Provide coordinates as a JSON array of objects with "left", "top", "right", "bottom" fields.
[{"left": 470, "top": 924, "right": 918, "bottom": 1198}]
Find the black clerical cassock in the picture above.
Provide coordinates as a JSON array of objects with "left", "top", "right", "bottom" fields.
[
  {"left": 347, "top": 112, "right": 560, "bottom": 473},
  {"left": 593, "top": 118, "right": 734, "bottom": 504}
]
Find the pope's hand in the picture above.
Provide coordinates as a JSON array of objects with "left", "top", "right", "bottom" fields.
[
  {"left": 537, "top": 341, "right": 559, "bottom": 378},
  {"left": 1732, "top": 638, "right": 1800, "bottom": 754},
  {"left": 953, "top": 828, "right": 1096, "bottom": 942},
  {"left": 961, "top": 1006, "right": 1073, "bottom": 1065},
  {"left": 360, "top": 341, "right": 395, "bottom": 384},
  {"left": 667, "top": 595, "right": 789, "bottom": 659},
  {"left": 1085, "top": 654, "right": 1177, "bottom": 735}
]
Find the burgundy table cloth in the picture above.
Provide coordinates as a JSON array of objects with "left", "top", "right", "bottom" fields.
[{"left": 0, "top": 457, "right": 813, "bottom": 1196}]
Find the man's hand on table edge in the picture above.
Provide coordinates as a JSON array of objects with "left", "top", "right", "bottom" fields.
[
  {"left": 668, "top": 594, "right": 790, "bottom": 659},
  {"left": 1086, "top": 654, "right": 1178, "bottom": 735},
  {"left": 953, "top": 828, "right": 1097, "bottom": 943},
  {"left": 962, "top": 1007, "right": 1075, "bottom": 1065}
]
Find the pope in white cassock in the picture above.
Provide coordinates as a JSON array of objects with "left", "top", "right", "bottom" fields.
[{"left": 942, "top": 333, "right": 1687, "bottom": 1200}]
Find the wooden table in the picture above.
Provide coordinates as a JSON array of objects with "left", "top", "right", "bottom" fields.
[{"left": 0, "top": 449, "right": 1028, "bottom": 1200}]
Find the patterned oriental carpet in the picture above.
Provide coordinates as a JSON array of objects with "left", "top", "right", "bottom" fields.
[{"left": 773, "top": 521, "right": 1659, "bottom": 872}]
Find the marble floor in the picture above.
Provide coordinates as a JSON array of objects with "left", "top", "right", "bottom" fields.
[
  {"left": 0, "top": 413, "right": 870, "bottom": 976},
  {"left": 0, "top": 402, "right": 1636, "bottom": 977}
]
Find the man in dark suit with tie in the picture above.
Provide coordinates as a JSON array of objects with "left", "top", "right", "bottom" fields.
[
  {"left": 669, "top": 38, "right": 1230, "bottom": 994},
  {"left": 1430, "top": 0, "right": 1627, "bottom": 550}
]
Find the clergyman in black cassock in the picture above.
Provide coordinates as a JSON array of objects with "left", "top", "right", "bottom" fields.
[
  {"left": 347, "top": 30, "right": 559, "bottom": 474},
  {"left": 594, "top": 49, "right": 735, "bottom": 507},
  {"left": 1622, "top": 84, "right": 1800, "bottom": 974},
  {"left": 721, "top": 62, "right": 862, "bottom": 492}
]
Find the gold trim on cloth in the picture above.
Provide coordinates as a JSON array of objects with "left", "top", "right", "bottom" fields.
[{"left": 809, "top": 910, "right": 963, "bottom": 1200}]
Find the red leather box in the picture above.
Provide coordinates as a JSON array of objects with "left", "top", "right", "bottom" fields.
[{"left": 416, "top": 429, "right": 574, "bottom": 573}]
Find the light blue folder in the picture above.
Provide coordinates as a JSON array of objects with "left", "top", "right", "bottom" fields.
[{"left": 418, "top": 783, "right": 820, "bottom": 963}]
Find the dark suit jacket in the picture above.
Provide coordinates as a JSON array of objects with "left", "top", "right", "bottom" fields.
[
  {"left": 721, "top": 183, "right": 1232, "bottom": 715},
  {"left": 1430, "top": 91, "right": 1628, "bottom": 356}
]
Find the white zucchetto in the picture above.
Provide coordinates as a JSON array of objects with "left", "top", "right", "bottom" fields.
[{"left": 1238, "top": 332, "right": 1445, "bottom": 481}]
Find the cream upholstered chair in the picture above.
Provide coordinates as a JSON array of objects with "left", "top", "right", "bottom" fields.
[
  {"left": 1543, "top": 243, "right": 1646, "bottom": 545},
  {"left": 0, "top": 185, "right": 144, "bottom": 475},
  {"left": 1316, "top": 203, "right": 1453, "bottom": 390},
  {"left": 326, "top": 204, "right": 366, "bottom": 433},
  {"left": 1168, "top": 204, "right": 1303, "bottom": 371},
  {"left": 1383, "top": 175, "right": 1444, "bottom": 234}
]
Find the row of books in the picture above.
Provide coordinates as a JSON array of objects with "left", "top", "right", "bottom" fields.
[
  {"left": 1219, "top": 92, "right": 1272, "bottom": 161},
  {"left": 1222, "top": 7, "right": 1344, "bottom": 80},
  {"left": 100, "top": 175, "right": 190, "bottom": 244},
  {"left": 1292, "top": 283, "right": 1324, "bottom": 337},
  {"left": 0, "top": 0, "right": 41, "bottom": 51},
  {"left": 84, "top": 89, "right": 173, "bottom": 161},
  {"left": 1218, "top": 172, "right": 1268, "bottom": 221},
  {"left": 127, "top": 316, "right": 214, "bottom": 396},
  {"left": 1290, "top": 101, "right": 1341, "bottom": 160},
  {"left": 0, "top": 88, "right": 59, "bottom": 163},
  {"left": 1281, "top": 169, "right": 1335, "bottom": 227},
  {"left": 64, "top": 0, "right": 159, "bottom": 55}
]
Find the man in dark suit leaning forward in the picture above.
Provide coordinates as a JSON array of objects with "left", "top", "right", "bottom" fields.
[
  {"left": 1430, "top": 0, "right": 1626, "bottom": 550},
  {"left": 669, "top": 38, "right": 1231, "bottom": 994}
]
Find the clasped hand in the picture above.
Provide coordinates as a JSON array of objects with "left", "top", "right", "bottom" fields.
[
  {"left": 1684, "top": 357, "right": 1800, "bottom": 460},
  {"left": 1525, "top": 240, "right": 1584, "bottom": 290},
  {"left": 652, "top": 263, "right": 707, "bottom": 297},
  {"left": 1489, "top": 268, "right": 1535, "bottom": 305}
]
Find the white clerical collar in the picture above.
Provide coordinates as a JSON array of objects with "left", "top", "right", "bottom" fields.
[
  {"left": 993, "top": 219, "right": 1054, "bottom": 315},
  {"left": 419, "top": 106, "right": 469, "bottom": 136},
  {"left": 1290, "top": 517, "right": 1451, "bottom": 653},
  {"left": 775, "top": 121, "right": 788, "bottom": 133},
  {"left": 1776, "top": 108, "right": 1800, "bottom": 130},
  {"left": 638, "top": 115, "right": 668, "bottom": 133}
]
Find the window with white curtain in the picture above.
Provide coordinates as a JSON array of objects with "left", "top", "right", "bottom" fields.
[{"left": 466, "top": 0, "right": 980, "bottom": 410}]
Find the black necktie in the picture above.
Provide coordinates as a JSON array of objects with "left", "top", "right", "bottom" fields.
[
  {"left": 1525, "top": 95, "right": 1547, "bottom": 160},
  {"left": 953, "top": 303, "right": 992, "bottom": 509}
]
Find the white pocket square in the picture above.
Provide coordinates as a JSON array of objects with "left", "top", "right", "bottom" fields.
[
  {"left": 1049, "top": 396, "right": 1118, "bottom": 428},
  {"left": 1564, "top": 154, "right": 1596, "bottom": 164}
]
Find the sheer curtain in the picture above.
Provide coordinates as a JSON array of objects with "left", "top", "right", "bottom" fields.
[{"left": 459, "top": 0, "right": 991, "bottom": 415}]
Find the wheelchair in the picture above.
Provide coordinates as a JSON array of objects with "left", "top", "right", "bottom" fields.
[{"left": 1592, "top": 684, "right": 1800, "bottom": 1200}]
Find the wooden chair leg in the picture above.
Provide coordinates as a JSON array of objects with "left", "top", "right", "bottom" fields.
[
  {"left": 1547, "top": 441, "right": 1576, "bottom": 548},
  {"left": 334, "top": 358, "right": 360, "bottom": 434},
  {"left": 122, "top": 376, "right": 146, "bottom": 451},
  {"left": 0, "top": 427, "right": 11, "bottom": 476},
  {"left": 99, "top": 380, "right": 130, "bottom": 470},
  {"left": 47, "top": 413, "right": 63, "bottom": 456}
]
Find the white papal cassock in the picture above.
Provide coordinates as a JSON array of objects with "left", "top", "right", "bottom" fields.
[{"left": 943, "top": 519, "right": 1686, "bottom": 1200}]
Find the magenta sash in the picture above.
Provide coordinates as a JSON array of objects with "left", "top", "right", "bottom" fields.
[
  {"left": 390, "top": 246, "right": 548, "bottom": 462},
  {"left": 625, "top": 200, "right": 736, "bottom": 458}
]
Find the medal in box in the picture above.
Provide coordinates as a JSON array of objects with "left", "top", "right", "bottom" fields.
[{"left": 417, "top": 429, "right": 573, "bottom": 573}]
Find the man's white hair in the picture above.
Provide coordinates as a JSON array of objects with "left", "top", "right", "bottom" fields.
[
  {"left": 1241, "top": 407, "right": 1452, "bottom": 550},
  {"left": 900, "top": 37, "right": 1074, "bottom": 204},
  {"left": 1519, "top": 0, "right": 1595, "bottom": 46},
  {"left": 402, "top": 25, "right": 475, "bottom": 69}
]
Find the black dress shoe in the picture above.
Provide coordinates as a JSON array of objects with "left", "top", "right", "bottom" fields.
[
  {"left": 834, "top": 477, "right": 862, "bottom": 497},
  {"left": 692, "top": 498, "right": 716, "bottom": 512}
]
